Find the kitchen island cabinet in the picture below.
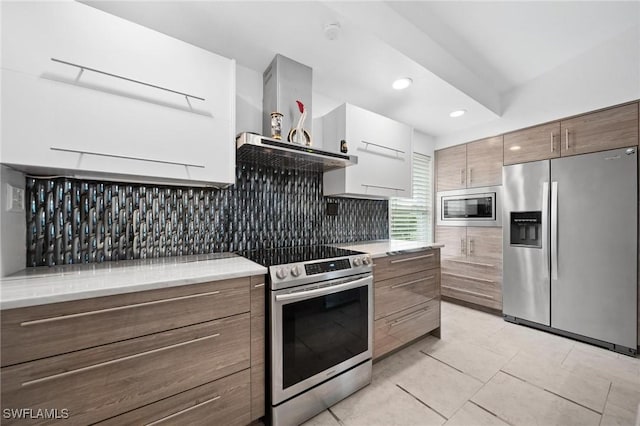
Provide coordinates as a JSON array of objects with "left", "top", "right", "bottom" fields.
[{"left": 0, "top": 256, "right": 266, "bottom": 425}]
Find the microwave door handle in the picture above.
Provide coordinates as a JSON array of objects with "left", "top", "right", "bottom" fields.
[{"left": 275, "top": 276, "right": 372, "bottom": 302}]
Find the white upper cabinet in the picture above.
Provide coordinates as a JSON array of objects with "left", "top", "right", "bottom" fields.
[
  {"left": 1, "top": 1, "right": 235, "bottom": 187},
  {"left": 322, "top": 104, "right": 412, "bottom": 198}
]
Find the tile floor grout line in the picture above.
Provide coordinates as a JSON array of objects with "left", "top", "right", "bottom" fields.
[
  {"left": 395, "top": 383, "right": 449, "bottom": 422},
  {"left": 468, "top": 400, "right": 516, "bottom": 426},
  {"left": 560, "top": 345, "right": 574, "bottom": 366},
  {"left": 542, "top": 387, "right": 603, "bottom": 415},
  {"left": 502, "top": 365, "right": 607, "bottom": 416},
  {"left": 419, "top": 350, "right": 483, "bottom": 384},
  {"left": 598, "top": 382, "right": 612, "bottom": 426},
  {"left": 327, "top": 407, "right": 345, "bottom": 426},
  {"left": 447, "top": 351, "right": 520, "bottom": 422}
]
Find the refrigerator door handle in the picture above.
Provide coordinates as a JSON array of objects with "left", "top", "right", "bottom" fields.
[
  {"left": 551, "top": 181, "right": 558, "bottom": 280},
  {"left": 542, "top": 182, "right": 550, "bottom": 279}
]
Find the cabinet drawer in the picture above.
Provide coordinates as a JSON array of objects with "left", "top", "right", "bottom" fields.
[
  {"left": 442, "top": 258, "right": 502, "bottom": 281},
  {"left": 375, "top": 270, "right": 439, "bottom": 320},
  {"left": 441, "top": 272, "right": 502, "bottom": 310},
  {"left": 374, "top": 298, "right": 440, "bottom": 360},
  {"left": 1, "top": 314, "right": 250, "bottom": 425},
  {"left": 1, "top": 277, "right": 250, "bottom": 366},
  {"left": 374, "top": 249, "right": 440, "bottom": 282},
  {"left": 98, "top": 370, "right": 251, "bottom": 426}
]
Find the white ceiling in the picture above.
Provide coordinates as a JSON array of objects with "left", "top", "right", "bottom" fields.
[{"left": 85, "top": 1, "right": 639, "bottom": 137}]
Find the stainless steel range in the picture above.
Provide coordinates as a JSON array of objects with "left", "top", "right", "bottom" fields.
[{"left": 240, "top": 246, "right": 373, "bottom": 426}]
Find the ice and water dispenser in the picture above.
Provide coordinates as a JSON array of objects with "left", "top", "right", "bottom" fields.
[{"left": 510, "top": 211, "right": 542, "bottom": 248}]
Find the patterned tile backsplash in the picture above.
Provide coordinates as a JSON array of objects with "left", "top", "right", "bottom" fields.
[{"left": 26, "top": 163, "right": 388, "bottom": 267}]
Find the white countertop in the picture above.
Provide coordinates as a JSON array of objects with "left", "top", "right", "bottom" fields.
[
  {"left": 0, "top": 253, "right": 267, "bottom": 310},
  {"left": 334, "top": 240, "right": 444, "bottom": 258}
]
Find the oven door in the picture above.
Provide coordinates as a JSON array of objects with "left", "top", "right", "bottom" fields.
[{"left": 270, "top": 273, "right": 373, "bottom": 405}]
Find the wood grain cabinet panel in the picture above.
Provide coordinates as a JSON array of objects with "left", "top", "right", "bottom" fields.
[
  {"left": 373, "top": 249, "right": 440, "bottom": 282},
  {"left": 0, "top": 277, "right": 250, "bottom": 367},
  {"left": 441, "top": 273, "right": 502, "bottom": 311},
  {"left": 436, "top": 144, "right": 467, "bottom": 191},
  {"left": 97, "top": 370, "right": 251, "bottom": 426},
  {"left": 374, "top": 298, "right": 440, "bottom": 359},
  {"left": 1, "top": 314, "right": 250, "bottom": 425},
  {"left": 466, "top": 227, "right": 502, "bottom": 262},
  {"left": 374, "top": 270, "right": 439, "bottom": 320},
  {"left": 504, "top": 122, "right": 561, "bottom": 165},
  {"left": 466, "top": 136, "right": 504, "bottom": 187},
  {"left": 561, "top": 103, "right": 639, "bottom": 157},
  {"left": 250, "top": 276, "right": 265, "bottom": 421},
  {"left": 435, "top": 226, "right": 467, "bottom": 259}
]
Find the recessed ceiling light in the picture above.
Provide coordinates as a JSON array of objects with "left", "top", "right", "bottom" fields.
[
  {"left": 510, "top": 146, "right": 521, "bottom": 151},
  {"left": 449, "top": 109, "right": 466, "bottom": 118},
  {"left": 392, "top": 78, "right": 413, "bottom": 90}
]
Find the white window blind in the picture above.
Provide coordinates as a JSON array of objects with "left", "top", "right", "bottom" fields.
[{"left": 389, "top": 153, "right": 432, "bottom": 242}]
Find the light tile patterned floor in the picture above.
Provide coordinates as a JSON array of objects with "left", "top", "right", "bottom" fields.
[{"left": 302, "top": 301, "right": 640, "bottom": 426}]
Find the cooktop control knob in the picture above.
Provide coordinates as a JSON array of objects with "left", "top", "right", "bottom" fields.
[
  {"left": 276, "top": 267, "right": 289, "bottom": 280},
  {"left": 353, "top": 257, "right": 362, "bottom": 267},
  {"left": 290, "top": 265, "right": 302, "bottom": 277},
  {"left": 363, "top": 256, "right": 372, "bottom": 266}
]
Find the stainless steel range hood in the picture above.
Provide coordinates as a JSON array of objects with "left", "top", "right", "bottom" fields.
[
  {"left": 236, "top": 54, "right": 357, "bottom": 172},
  {"left": 236, "top": 133, "right": 357, "bottom": 172}
]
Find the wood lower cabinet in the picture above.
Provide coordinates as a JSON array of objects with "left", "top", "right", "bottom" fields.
[
  {"left": 250, "top": 276, "right": 266, "bottom": 421},
  {"left": 374, "top": 299, "right": 440, "bottom": 359},
  {"left": 0, "top": 276, "right": 265, "bottom": 425},
  {"left": 373, "top": 248, "right": 441, "bottom": 360},
  {"left": 504, "top": 122, "right": 561, "bottom": 165},
  {"left": 98, "top": 370, "right": 251, "bottom": 426},
  {"left": 436, "top": 226, "right": 503, "bottom": 311},
  {"left": 0, "top": 277, "right": 250, "bottom": 367},
  {"left": 561, "top": 103, "right": 639, "bottom": 157}
]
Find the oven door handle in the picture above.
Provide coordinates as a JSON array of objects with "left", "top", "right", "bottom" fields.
[{"left": 274, "top": 276, "right": 372, "bottom": 302}]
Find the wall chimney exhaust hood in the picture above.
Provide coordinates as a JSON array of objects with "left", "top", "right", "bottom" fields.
[
  {"left": 236, "top": 133, "right": 357, "bottom": 172},
  {"left": 236, "top": 54, "right": 357, "bottom": 172}
]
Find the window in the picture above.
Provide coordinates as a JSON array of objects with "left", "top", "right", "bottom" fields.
[{"left": 389, "top": 153, "right": 432, "bottom": 241}]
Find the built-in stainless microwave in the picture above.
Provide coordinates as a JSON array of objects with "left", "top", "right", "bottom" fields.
[{"left": 436, "top": 186, "right": 502, "bottom": 227}]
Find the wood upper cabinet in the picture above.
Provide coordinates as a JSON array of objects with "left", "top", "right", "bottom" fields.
[
  {"left": 561, "top": 103, "right": 639, "bottom": 157},
  {"left": 436, "top": 136, "right": 503, "bottom": 191},
  {"left": 504, "top": 122, "right": 561, "bottom": 165},
  {"left": 466, "top": 136, "right": 504, "bottom": 187},
  {"left": 435, "top": 144, "right": 467, "bottom": 191}
]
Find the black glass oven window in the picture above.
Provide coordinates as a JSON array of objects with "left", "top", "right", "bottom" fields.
[
  {"left": 282, "top": 286, "right": 368, "bottom": 389},
  {"left": 443, "top": 196, "right": 494, "bottom": 219}
]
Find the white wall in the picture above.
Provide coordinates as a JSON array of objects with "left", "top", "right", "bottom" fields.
[
  {"left": 413, "top": 129, "right": 436, "bottom": 157},
  {"left": 435, "top": 27, "right": 640, "bottom": 149},
  {"left": 0, "top": 166, "right": 26, "bottom": 277}
]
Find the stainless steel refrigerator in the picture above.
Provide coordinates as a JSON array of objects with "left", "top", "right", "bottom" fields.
[{"left": 503, "top": 147, "right": 638, "bottom": 355}]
